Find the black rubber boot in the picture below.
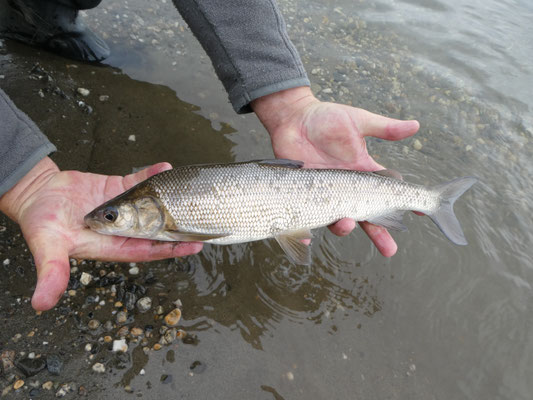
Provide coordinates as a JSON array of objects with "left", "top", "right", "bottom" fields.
[{"left": 0, "top": 0, "right": 109, "bottom": 62}]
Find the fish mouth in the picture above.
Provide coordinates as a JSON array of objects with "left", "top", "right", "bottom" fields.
[{"left": 84, "top": 209, "right": 105, "bottom": 232}]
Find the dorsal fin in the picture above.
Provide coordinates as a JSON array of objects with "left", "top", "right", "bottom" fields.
[{"left": 256, "top": 159, "right": 304, "bottom": 169}]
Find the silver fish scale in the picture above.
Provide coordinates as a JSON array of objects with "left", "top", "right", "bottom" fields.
[{"left": 148, "top": 162, "right": 440, "bottom": 244}]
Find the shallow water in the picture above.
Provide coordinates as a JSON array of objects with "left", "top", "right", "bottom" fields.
[{"left": 68, "top": 0, "right": 533, "bottom": 398}]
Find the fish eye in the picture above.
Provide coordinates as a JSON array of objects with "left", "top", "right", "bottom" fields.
[{"left": 103, "top": 207, "right": 118, "bottom": 222}]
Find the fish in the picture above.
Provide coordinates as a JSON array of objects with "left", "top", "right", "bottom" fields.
[{"left": 84, "top": 159, "right": 477, "bottom": 265}]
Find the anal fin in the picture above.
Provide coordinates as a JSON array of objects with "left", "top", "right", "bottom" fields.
[
  {"left": 275, "top": 229, "right": 313, "bottom": 265},
  {"left": 367, "top": 211, "right": 407, "bottom": 231}
]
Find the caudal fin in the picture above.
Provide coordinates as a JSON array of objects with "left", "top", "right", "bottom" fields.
[{"left": 428, "top": 177, "right": 477, "bottom": 245}]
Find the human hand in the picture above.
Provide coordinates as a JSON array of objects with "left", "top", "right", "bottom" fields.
[
  {"left": 252, "top": 86, "right": 420, "bottom": 257},
  {"left": 0, "top": 158, "right": 203, "bottom": 311}
]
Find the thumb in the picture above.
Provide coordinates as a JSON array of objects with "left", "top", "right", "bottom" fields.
[
  {"left": 29, "top": 234, "right": 71, "bottom": 311},
  {"left": 356, "top": 109, "right": 420, "bottom": 141},
  {"left": 122, "top": 162, "right": 173, "bottom": 190}
]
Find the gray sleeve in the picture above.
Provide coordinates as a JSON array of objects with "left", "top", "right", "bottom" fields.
[
  {"left": 0, "top": 88, "right": 56, "bottom": 197},
  {"left": 172, "top": 0, "right": 310, "bottom": 114}
]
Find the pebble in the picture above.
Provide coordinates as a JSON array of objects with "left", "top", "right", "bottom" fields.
[
  {"left": 0, "top": 350, "right": 15, "bottom": 372},
  {"left": 42, "top": 381, "right": 53, "bottom": 390},
  {"left": 130, "top": 327, "right": 144, "bottom": 337},
  {"left": 117, "top": 326, "right": 129, "bottom": 338},
  {"left": 80, "top": 272, "right": 93, "bottom": 286},
  {"left": 124, "top": 292, "right": 137, "bottom": 310},
  {"left": 161, "top": 328, "right": 177, "bottom": 345},
  {"left": 104, "top": 336, "right": 112, "bottom": 343},
  {"left": 153, "top": 343, "right": 162, "bottom": 351},
  {"left": 140, "top": 368, "right": 145, "bottom": 375},
  {"left": 84, "top": 344, "right": 92, "bottom": 352},
  {"left": 136, "top": 297, "right": 152, "bottom": 313},
  {"left": 3, "top": 258, "right": 9, "bottom": 266},
  {"left": 164, "top": 308, "right": 182, "bottom": 327},
  {"left": 99, "top": 95, "right": 109, "bottom": 102},
  {"left": 15, "top": 356, "right": 46, "bottom": 377},
  {"left": 189, "top": 360, "right": 206, "bottom": 374},
  {"left": 155, "top": 305, "right": 164, "bottom": 315},
  {"left": 413, "top": 139, "right": 423, "bottom": 150},
  {"left": 12, "top": 333, "right": 22, "bottom": 342},
  {"left": 116, "top": 311, "right": 128, "bottom": 324},
  {"left": 92, "top": 363, "right": 105, "bottom": 373},
  {"left": 321, "top": 88, "right": 333, "bottom": 94},
  {"left": 128, "top": 135, "right": 136, "bottom": 142},
  {"left": 77, "top": 87, "right": 90, "bottom": 96},
  {"left": 13, "top": 379, "right": 24, "bottom": 390},
  {"left": 68, "top": 289, "right": 77, "bottom": 297},
  {"left": 88, "top": 319, "right": 100, "bottom": 330},
  {"left": 112, "top": 339, "right": 128, "bottom": 353},
  {"left": 286, "top": 371, "right": 294, "bottom": 381}
]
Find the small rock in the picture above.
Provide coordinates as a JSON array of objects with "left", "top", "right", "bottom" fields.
[
  {"left": 42, "top": 381, "right": 54, "bottom": 390},
  {"left": 30, "top": 388, "right": 40, "bottom": 397},
  {"left": 104, "top": 336, "right": 112, "bottom": 343},
  {"left": 68, "top": 290, "right": 77, "bottom": 297},
  {"left": 130, "top": 327, "right": 144, "bottom": 337},
  {"left": 80, "top": 272, "right": 92, "bottom": 286},
  {"left": 176, "top": 329, "right": 187, "bottom": 340},
  {"left": 124, "top": 292, "right": 137, "bottom": 311},
  {"left": 15, "top": 357, "right": 46, "bottom": 377},
  {"left": 92, "top": 363, "right": 105, "bottom": 373},
  {"left": 155, "top": 305, "right": 164, "bottom": 315},
  {"left": 164, "top": 308, "right": 182, "bottom": 327},
  {"left": 136, "top": 297, "right": 152, "bottom": 313},
  {"left": 0, "top": 350, "right": 16, "bottom": 372},
  {"left": 12, "top": 333, "right": 22, "bottom": 343},
  {"left": 321, "top": 88, "right": 333, "bottom": 94},
  {"left": 161, "top": 328, "right": 177, "bottom": 345},
  {"left": 413, "top": 139, "right": 423, "bottom": 150},
  {"left": 98, "top": 95, "right": 109, "bottom": 102},
  {"left": 128, "top": 135, "right": 136, "bottom": 142},
  {"left": 189, "top": 360, "right": 206, "bottom": 374},
  {"left": 88, "top": 320, "right": 100, "bottom": 330},
  {"left": 77, "top": 88, "right": 90, "bottom": 97},
  {"left": 140, "top": 368, "right": 145, "bottom": 375},
  {"left": 3, "top": 258, "right": 10, "bottom": 266},
  {"left": 112, "top": 339, "right": 128, "bottom": 353},
  {"left": 153, "top": 343, "right": 162, "bottom": 351},
  {"left": 84, "top": 344, "right": 92, "bottom": 352},
  {"left": 286, "top": 371, "right": 294, "bottom": 381},
  {"left": 117, "top": 326, "right": 129, "bottom": 338},
  {"left": 78, "top": 386, "right": 88, "bottom": 396},
  {"left": 13, "top": 379, "right": 24, "bottom": 390},
  {"left": 116, "top": 311, "right": 128, "bottom": 324}
]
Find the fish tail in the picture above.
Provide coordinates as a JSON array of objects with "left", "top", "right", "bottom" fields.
[{"left": 428, "top": 177, "right": 477, "bottom": 245}]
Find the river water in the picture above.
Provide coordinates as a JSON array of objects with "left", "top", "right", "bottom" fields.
[{"left": 81, "top": 0, "right": 533, "bottom": 398}]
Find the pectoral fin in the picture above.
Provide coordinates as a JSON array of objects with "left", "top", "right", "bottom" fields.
[
  {"left": 367, "top": 211, "right": 407, "bottom": 231},
  {"left": 275, "top": 229, "right": 313, "bottom": 265},
  {"left": 162, "top": 230, "right": 230, "bottom": 242}
]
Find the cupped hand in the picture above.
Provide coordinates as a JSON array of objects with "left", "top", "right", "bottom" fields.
[
  {"left": 252, "top": 87, "right": 420, "bottom": 257},
  {"left": 0, "top": 158, "right": 202, "bottom": 311}
]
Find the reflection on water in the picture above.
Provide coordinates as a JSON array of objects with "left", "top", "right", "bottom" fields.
[{"left": 52, "top": 0, "right": 533, "bottom": 398}]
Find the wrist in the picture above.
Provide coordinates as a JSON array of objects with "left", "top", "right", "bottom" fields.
[
  {"left": 252, "top": 86, "right": 318, "bottom": 134},
  {"left": 0, "top": 157, "right": 59, "bottom": 222}
]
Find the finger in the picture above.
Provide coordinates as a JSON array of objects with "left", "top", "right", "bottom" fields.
[
  {"left": 122, "top": 162, "right": 173, "bottom": 190},
  {"left": 357, "top": 109, "right": 420, "bottom": 141},
  {"left": 328, "top": 218, "right": 357, "bottom": 236},
  {"left": 76, "top": 232, "right": 203, "bottom": 262},
  {"left": 28, "top": 235, "right": 71, "bottom": 311},
  {"left": 359, "top": 221, "right": 398, "bottom": 257}
]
